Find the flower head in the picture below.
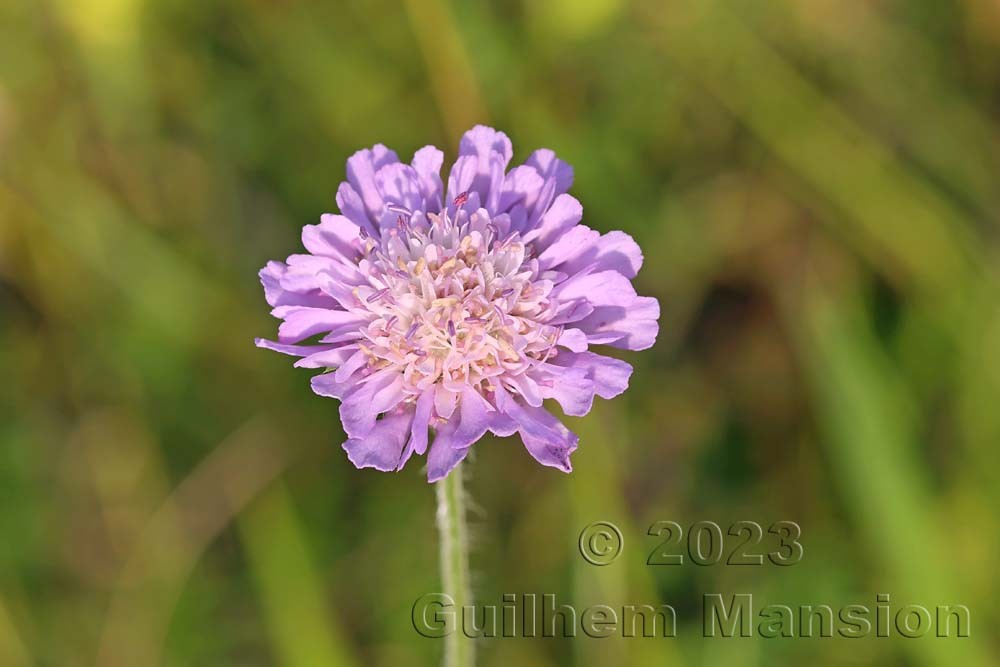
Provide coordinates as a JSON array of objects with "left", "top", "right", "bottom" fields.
[{"left": 257, "top": 126, "right": 659, "bottom": 481}]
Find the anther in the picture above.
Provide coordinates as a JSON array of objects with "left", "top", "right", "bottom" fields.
[{"left": 366, "top": 288, "right": 389, "bottom": 303}]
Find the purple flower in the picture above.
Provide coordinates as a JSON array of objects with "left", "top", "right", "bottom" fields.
[{"left": 257, "top": 126, "right": 659, "bottom": 481}]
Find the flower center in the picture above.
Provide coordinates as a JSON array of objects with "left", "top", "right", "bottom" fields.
[{"left": 353, "top": 203, "right": 560, "bottom": 396}]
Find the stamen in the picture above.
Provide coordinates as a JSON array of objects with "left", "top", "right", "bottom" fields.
[
  {"left": 366, "top": 288, "right": 389, "bottom": 303},
  {"left": 496, "top": 231, "right": 517, "bottom": 249},
  {"left": 538, "top": 326, "right": 563, "bottom": 364},
  {"left": 351, "top": 195, "right": 564, "bottom": 400}
]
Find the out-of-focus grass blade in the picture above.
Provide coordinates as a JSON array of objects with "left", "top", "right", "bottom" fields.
[
  {"left": 6, "top": 179, "right": 221, "bottom": 349},
  {"left": 98, "top": 419, "right": 287, "bottom": 665},
  {"left": 237, "top": 480, "right": 358, "bottom": 667},
  {"left": 571, "top": 401, "right": 687, "bottom": 667},
  {"left": 789, "top": 284, "right": 991, "bottom": 667},
  {"left": 743, "top": 1, "right": 1000, "bottom": 217},
  {"left": 0, "top": 600, "right": 30, "bottom": 667},
  {"left": 401, "top": 0, "right": 488, "bottom": 144},
  {"left": 645, "top": 0, "right": 985, "bottom": 297}
]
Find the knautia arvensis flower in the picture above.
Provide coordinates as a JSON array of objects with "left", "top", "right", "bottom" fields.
[{"left": 257, "top": 126, "right": 659, "bottom": 481}]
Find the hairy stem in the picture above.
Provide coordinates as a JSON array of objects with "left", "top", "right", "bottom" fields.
[{"left": 436, "top": 462, "right": 474, "bottom": 667}]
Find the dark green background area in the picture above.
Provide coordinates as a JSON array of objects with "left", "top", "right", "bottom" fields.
[{"left": 1, "top": 0, "right": 998, "bottom": 664}]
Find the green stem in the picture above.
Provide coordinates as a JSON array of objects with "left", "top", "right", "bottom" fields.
[{"left": 436, "top": 462, "right": 474, "bottom": 667}]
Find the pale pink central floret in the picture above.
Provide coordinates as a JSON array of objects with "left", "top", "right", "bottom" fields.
[{"left": 352, "top": 204, "right": 560, "bottom": 409}]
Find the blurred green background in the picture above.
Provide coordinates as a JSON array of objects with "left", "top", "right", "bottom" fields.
[{"left": 2, "top": 0, "right": 999, "bottom": 665}]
